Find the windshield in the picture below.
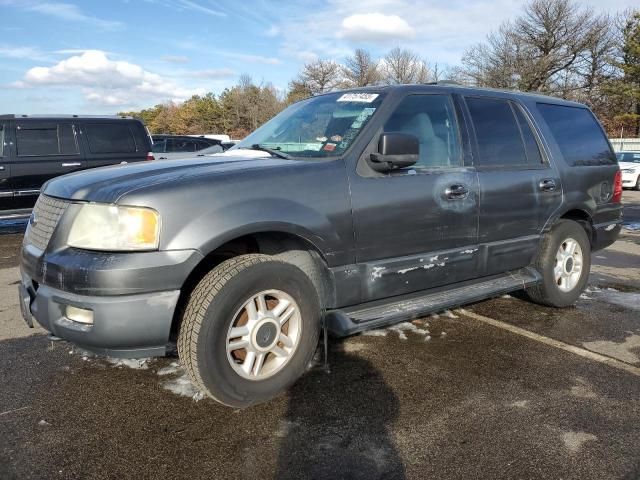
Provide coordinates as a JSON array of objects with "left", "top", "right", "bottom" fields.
[
  {"left": 231, "top": 92, "right": 385, "bottom": 158},
  {"left": 617, "top": 152, "right": 640, "bottom": 164}
]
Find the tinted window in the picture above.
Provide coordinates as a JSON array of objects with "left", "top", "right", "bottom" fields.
[
  {"left": 466, "top": 97, "right": 528, "bottom": 167},
  {"left": 537, "top": 104, "right": 615, "bottom": 166},
  {"left": 618, "top": 152, "right": 640, "bottom": 164},
  {"left": 16, "top": 123, "right": 79, "bottom": 156},
  {"left": 85, "top": 123, "right": 137, "bottom": 154},
  {"left": 152, "top": 139, "right": 166, "bottom": 153},
  {"left": 168, "top": 139, "right": 197, "bottom": 152},
  {"left": 513, "top": 105, "right": 543, "bottom": 164},
  {"left": 383, "top": 94, "right": 461, "bottom": 169}
]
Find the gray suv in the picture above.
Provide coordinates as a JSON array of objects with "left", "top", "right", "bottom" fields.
[{"left": 18, "top": 85, "right": 623, "bottom": 407}]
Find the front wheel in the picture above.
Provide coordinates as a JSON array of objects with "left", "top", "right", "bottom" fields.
[
  {"left": 177, "top": 254, "right": 321, "bottom": 408},
  {"left": 526, "top": 220, "right": 591, "bottom": 307}
]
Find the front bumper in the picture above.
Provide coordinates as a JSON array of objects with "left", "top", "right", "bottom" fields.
[{"left": 19, "top": 244, "right": 203, "bottom": 357}]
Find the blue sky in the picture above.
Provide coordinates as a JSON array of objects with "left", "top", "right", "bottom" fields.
[{"left": 0, "top": 0, "right": 636, "bottom": 114}]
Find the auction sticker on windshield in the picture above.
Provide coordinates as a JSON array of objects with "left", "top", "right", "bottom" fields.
[{"left": 337, "top": 93, "right": 379, "bottom": 103}]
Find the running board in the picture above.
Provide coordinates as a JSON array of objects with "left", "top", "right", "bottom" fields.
[{"left": 325, "top": 268, "right": 541, "bottom": 337}]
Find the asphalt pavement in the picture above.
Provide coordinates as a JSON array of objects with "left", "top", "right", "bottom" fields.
[{"left": 0, "top": 191, "right": 639, "bottom": 480}]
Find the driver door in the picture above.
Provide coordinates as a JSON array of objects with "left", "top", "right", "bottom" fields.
[{"left": 348, "top": 93, "right": 480, "bottom": 303}]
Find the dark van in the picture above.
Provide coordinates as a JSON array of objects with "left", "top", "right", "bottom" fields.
[{"left": 0, "top": 115, "right": 152, "bottom": 218}]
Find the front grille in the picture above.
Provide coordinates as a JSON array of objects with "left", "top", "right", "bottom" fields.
[{"left": 25, "top": 195, "right": 70, "bottom": 251}]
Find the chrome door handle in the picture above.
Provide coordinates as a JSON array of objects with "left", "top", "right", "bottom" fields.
[
  {"left": 61, "top": 162, "right": 82, "bottom": 167},
  {"left": 445, "top": 184, "right": 469, "bottom": 200},
  {"left": 539, "top": 178, "right": 557, "bottom": 192},
  {"left": 0, "top": 166, "right": 5, "bottom": 171}
]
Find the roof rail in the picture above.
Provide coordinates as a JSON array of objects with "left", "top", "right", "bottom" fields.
[{"left": 0, "top": 114, "right": 134, "bottom": 119}]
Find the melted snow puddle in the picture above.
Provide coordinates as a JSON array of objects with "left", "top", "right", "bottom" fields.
[{"left": 584, "top": 286, "right": 640, "bottom": 311}]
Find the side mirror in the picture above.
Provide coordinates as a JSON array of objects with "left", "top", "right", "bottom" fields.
[{"left": 368, "top": 132, "right": 419, "bottom": 173}]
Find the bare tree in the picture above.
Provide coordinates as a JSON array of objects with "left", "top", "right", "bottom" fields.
[
  {"left": 461, "top": 0, "right": 614, "bottom": 94},
  {"left": 296, "top": 59, "right": 342, "bottom": 95},
  {"left": 382, "top": 47, "right": 429, "bottom": 84},
  {"left": 342, "top": 49, "right": 381, "bottom": 87}
]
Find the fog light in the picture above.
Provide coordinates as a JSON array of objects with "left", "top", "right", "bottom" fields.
[{"left": 66, "top": 305, "right": 94, "bottom": 325}]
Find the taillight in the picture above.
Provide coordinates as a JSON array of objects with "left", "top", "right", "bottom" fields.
[
  {"left": 146, "top": 152, "right": 155, "bottom": 161},
  {"left": 612, "top": 170, "right": 622, "bottom": 203}
]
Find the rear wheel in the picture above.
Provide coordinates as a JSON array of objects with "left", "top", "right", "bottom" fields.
[
  {"left": 635, "top": 175, "right": 640, "bottom": 191},
  {"left": 177, "top": 254, "right": 321, "bottom": 407},
  {"left": 526, "top": 220, "right": 591, "bottom": 307}
]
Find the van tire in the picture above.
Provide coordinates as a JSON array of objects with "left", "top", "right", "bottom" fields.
[
  {"left": 526, "top": 220, "right": 591, "bottom": 307},
  {"left": 177, "top": 254, "right": 321, "bottom": 408}
]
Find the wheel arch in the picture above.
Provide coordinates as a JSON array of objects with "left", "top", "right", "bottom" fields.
[{"left": 169, "top": 229, "right": 335, "bottom": 340}]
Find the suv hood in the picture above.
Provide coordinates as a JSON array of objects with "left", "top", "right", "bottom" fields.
[{"left": 43, "top": 154, "right": 296, "bottom": 203}]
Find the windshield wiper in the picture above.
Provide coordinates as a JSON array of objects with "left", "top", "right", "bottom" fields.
[{"left": 249, "top": 144, "right": 292, "bottom": 159}]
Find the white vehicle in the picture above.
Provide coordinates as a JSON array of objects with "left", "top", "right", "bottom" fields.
[{"left": 617, "top": 151, "right": 640, "bottom": 190}]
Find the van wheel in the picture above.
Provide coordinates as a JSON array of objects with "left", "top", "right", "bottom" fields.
[
  {"left": 526, "top": 220, "right": 591, "bottom": 307},
  {"left": 177, "top": 254, "right": 321, "bottom": 408},
  {"left": 635, "top": 176, "right": 640, "bottom": 191}
]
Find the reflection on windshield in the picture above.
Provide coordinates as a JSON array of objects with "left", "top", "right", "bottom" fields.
[{"left": 231, "top": 92, "right": 384, "bottom": 158}]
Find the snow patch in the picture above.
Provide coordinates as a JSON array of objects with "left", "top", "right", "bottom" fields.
[
  {"left": 162, "top": 374, "right": 205, "bottom": 401},
  {"left": 157, "top": 361, "right": 181, "bottom": 376},
  {"left": 594, "top": 291, "right": 640, "bottom": 311},
  {"left": 398, "top": 266, "right": 419, "bottom": 274},
  {"left": 443, "top": 310, "right": 458, "bottom": 319},
  {"left": 461, "top": 248, "right": 478, "bottom": 254},
  {"left": 508, "top": 400, "right": 529, "bottom": 408},
  {"left": 107, "top": 358, "right": 150, "bottom": 370},
  {"left": 362, "top": 329, "right": 388, "bottom": 337},
  {"left": 562, "top": 431, "right": 597, "bottom": 453},
  {"left": 623, "top": 222, "right": 640, "bottom": 231}
]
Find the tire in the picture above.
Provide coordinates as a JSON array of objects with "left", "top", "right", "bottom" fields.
[
  {"left": 635, "top": 175, "right": 640, "bottom": 191},
  {"left": 178, "top": 254, "right": 321, "bottom": 408},
  {"left": 526, "top": 220, "right": 591, "bottom": 307}
]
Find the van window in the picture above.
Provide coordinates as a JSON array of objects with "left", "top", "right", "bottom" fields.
[
  {"left": 537, "top": 104, "right": 615, "bottom": 166},
  {"left": 85, "top": 123, "right": 137, "bottom": 154},
  {"left": 466, "top": 97, "right": 528, "bottom": 167},
  {"left": 383, "top": 94, "right": 461, "bottom": 169},
  {"left": 16, "top": 123, "right": 79, "bottom": 156}
]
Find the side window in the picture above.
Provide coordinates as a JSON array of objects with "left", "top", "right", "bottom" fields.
[
  {"left": 152, "top": 139, "right": 166, "bottom": 153},
  {"left": 537, "top": 104, "right": 615, "bottom": 166},
  {"left": 0, "top": 124, "right": 4, "bottom": 156},
  {"left": 168, "top": 139, "right": 197, "bottom": 152},
  {"left": 85, "top": 123, "right": 137, "bottom": 154},
  {"left": 16, "top": 123, "right": 79, "bottom": 156},
  {"left": 466, "top": 97, "right": 528, "bottom": 167},
  {"left": 383, "top": 94, "right": 461, "bottom": 169},
  {"left": 513, "top": 105, "right": 543, "bottom": 164}
]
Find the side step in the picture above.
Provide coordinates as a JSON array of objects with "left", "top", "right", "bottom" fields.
[{"left": 325, "top": 268, "right": 541, "bottom": 337}]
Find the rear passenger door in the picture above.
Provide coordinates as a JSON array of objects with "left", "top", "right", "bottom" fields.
[
  {"left": 80, "top": 121, "right": 148, "bottom": 168},
  {"left": 12, "top": 121, "right": 85, "bottom": 202},
  {"left": 463, "top": 96, "right": 561, "bottom": 274}
]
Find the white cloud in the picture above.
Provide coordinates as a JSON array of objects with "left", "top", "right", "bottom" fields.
[
  {"left": 16, "top": 50, "right": 204, "bottom": 107},
  {"left": 161, "top": 55, "right": 190, "bottom": 64},
  {"left": 0, "top": 44, "right": 49, "bottom": 61},
  {"left": 188, "top": 68, "right": 236, "bottom": 79},
  {"left": 21, "top": 1, "right": 123, "bottom": 30},
  {"left": 339, "top": 13, "right": 415, "bottom": 42}
]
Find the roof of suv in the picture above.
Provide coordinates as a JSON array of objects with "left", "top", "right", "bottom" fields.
[
  {"left": 0, "top": 114, "right": 137, "bottom": 120},
  {"left": 322, "top": 83, "right": 586, "bottom": 108}
]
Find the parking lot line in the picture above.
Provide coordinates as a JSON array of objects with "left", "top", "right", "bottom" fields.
[{"left": 456, "top": 308, "right": 640, "bottom": 377}]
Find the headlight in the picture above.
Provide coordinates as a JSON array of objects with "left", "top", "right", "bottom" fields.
[{"left": 67, "top": 204, "right": 160, "bottom": 251}]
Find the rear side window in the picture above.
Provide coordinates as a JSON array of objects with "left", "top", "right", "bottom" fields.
[
  {"left": 85, "top": 123, "right": 137, "bottom": 154},
  {"left": 513, "top": 106, "right": 543, "bottom": 164},
  {"left": 537, "top": 104, "right": 615, "bottom": 166},
  {"left": 16, "top": 123, "right": 79, "bottom": 156},
  {"left": 466, "top": 97, "right": 528, "bottom": 167},
  {"left": 167, "top": 139, "right": 197, "bottom": 153}
]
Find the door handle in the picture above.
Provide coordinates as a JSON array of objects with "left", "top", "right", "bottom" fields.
[
  {"left": 0, "top": 166, "right": 5, "bottom": 171},
  {"left": 61, "top": 162, "right": 82, "bottom": 167},
  {"left": 159, "top": 156, "right": 167, "bottom": 160},
  {"left": 539, "top": 178, "right": 557, "bottom": 192},
  {"left": 445, "top": 184, "right": 469, "bottom": 200}
]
